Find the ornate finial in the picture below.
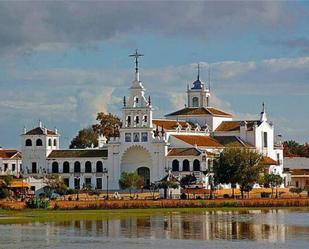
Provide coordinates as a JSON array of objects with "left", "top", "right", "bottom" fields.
[
  {"left": 129, "top": 49, "right": 144, "bottom": 81},
  {"left": 38, "top": 120, "right": 42, "bottom": 128},
  {"left": 123, "top": 96, "right": 126, "bottom": 107},
  {"left": 161, "top": 126, "right": 165, "bottom": 136},
  {"left": 197, "top": 63, "right": 200, "bottom": 80},
  {"left": 262, "top": 102, "right": 265, "bottom": 113},
  {"left": 148, "top": 96, "right": 151, "bottom": 105}
]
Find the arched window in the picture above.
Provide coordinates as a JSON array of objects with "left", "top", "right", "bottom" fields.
[
  {"left": 63, "top": 161, "right": 70, "bottom": 173},
  {"left": 182, "top": 159, "right": 190, "bottom": 171},
  {"left": 96, "top": 161, "right": 103, "bottom": 173},
  {"left": 48, "top": 139, "right": 52, "bottom": 146},
  {"left": 36, "top": 139, "right": 43, "bottom": 146},
  {"left": 193, "top": 159, "right": 200, "bottom": 171},
  {"left": 52, "top": 162, "right": 59, "bottom": 173},
  {"left": 192, "top": 97, "right": 199, "bottom": 107},
  {"left": 53, "top": 139, "right": 57, "bottom": 147},
  {"left": 172, "top": 160, "right": 179, "bottom": 172},
  {"left": 74, "top": 161, "right": 81, "bottom": 173},
  {"left": 85, "top": 161, "right": 92, "bottom": 173},
  {"left": 25, "top": 139, "right": 32, "bottom": 146}
]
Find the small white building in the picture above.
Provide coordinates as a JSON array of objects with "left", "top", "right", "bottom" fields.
[
  {"left": 20, "top": 51, "right": 284, "bottom": 191},
  {"left": 0, "top": 148, "right": 22, "bottom": 176}
]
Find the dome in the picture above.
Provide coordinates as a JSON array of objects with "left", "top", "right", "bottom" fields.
[{"left": 191, "top": 79, "right": 204, "bottom": 90}]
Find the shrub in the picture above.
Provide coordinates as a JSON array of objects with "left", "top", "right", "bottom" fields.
[
  {"left": 39, "top": 192, "right": 47, "bottom": 198},
  {"left": 180, "top": 193, "right": 187, "bottom": 200},
  {"left": 261, "top": 192, "right": 271, "bottom": 198},
  {"left": 223, "top": 194, "right": 230, "bottom": 199},
  {"left": 0, "top": 188, "right": 9, "bottom": 199},
  {"left": 26, "top": 197, "right": 49, "bottom": 209}
]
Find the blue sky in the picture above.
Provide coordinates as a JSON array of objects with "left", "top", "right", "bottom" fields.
[{"left": 0, "top": 1, "right": 309, "bottom": 148}]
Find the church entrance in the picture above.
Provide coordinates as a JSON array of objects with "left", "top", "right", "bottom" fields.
[
  {"left": 137, "top": 167, "right": 150, "bottom": 187},
  {"left": 120, "top": 145, "right": 152, "bottom": 187}
]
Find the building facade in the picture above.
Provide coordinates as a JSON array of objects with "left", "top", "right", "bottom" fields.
[{"left": 20, "top": 52, "right": 284, "bottom": 191}]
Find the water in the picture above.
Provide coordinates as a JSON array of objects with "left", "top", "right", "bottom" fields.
[{"left": 0, "top": 209, "right": 309, "bottom": 249}]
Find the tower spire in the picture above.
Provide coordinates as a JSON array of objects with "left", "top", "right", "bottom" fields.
[
  {"left": 260, "top": 102, "right": 267, "bottom": 122},
  {"left": 197, "top": 63, "right": 200, "bottom": 80},
  {"left": 129, "top": 49, "right": 144, "bottom": 81}
]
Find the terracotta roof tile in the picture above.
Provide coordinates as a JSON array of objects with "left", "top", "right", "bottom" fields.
[
  {"left": 153, "top": 119, "right": 192, "bottom": 130},
  {"left": 167, "top": 148, "right": 201, "bottom": 156},
  {"left": 173, "top": 135, "right": 224, "bottom": 148},
  {"left": 0, "top": 149, "right": 20, "bottom": 159},
  {"left": 166, "top": 107, "right": 232, "bottom": 117},
  {"left": 215, "top": 120, "right": 260, "bottom": 132},
  {"left": 25, "top": 127, "right": 57, "bottom": 136},
  {"left": 48, "top": 149, "right": 108, "bottom": 158},
  {"left": 291, "top": 169, "right": 309, "bottom": 176},
  {"left": 214, "top": 136, "right": 255, "bottom": 148},
  {"left": 262, "top": 156, "right": 278, "bottom": 165}
]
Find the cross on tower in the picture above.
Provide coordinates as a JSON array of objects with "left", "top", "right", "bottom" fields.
[{"left": 129, "top": 49, "right": 144, "bottom": 74}]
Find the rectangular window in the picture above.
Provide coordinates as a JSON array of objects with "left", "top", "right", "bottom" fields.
[
  {"left": 96, "top": 178, "right": 102, "bottom": 189},
  {"left": 32, "top": 162, "right": 37, "bottom": 173},
  {"left": 141, "top": 132, "right": 148, "bottom": 142},
  {"left": 12, "top": 164, "right": 16, "bottom": 172},
  {"left": 85, "top": 178, "right": 92, "bottom": 187},
  {"left": 277, "top": 153, "right": 280, "bottom": 164},
  {"left": 125, "top": 133, "right": 131, "bottom": 142},
  {"left": 4, "top": 164, "right": 8, "bottom": 171},
  {"left": 135, "top": 116, "right": 139, "bottom": 124},
  {"left": 263, "top": 132, "right": 268, "bottom": 148},
  {"left": 63, "top": 178, "right": 69, "bottom": 187},
  {"left": 133, "top": 132, "right": 140, "bottom": 142},
  {"left": 74, "top": 178, "right": 80, "bottom": 189}
]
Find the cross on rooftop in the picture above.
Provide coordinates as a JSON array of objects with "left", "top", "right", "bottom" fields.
[{"left": 129, "top": 49, "right": 144, "bottom": 74}]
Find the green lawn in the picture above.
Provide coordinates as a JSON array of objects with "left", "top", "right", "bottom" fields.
[{"left": 1, "top": 207, "right": 308, "bottom": 225}]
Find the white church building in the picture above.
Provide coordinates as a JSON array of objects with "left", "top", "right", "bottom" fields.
[{"left": 21, "top": 51, "right": 284, "bottom": 191}]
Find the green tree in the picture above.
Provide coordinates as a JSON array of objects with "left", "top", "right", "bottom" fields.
[
  {"left": 214, "top": 150, "right": 238, "bottom": 198},
  {"left": 93, "top": 112, "right": 122, "bottom": 140},
  {"left": 214, "top": 148, "right": 264, "bottom": 199},
  {"left": 70, "top": 127, "right": 98, "bottom": 149},
  {"left": 180, "top": 174, "right": 197, "bottom": 199},
  {"left": 0, "top": 188, "right": 9, "bottom": 199},
  {"left": 264, "top": 173, "right": 283, "bottom": 198},
  {"left": 69, "top": 112, "right": 121, "bottom": 149},
  {"left": 44, "top": 174, "right": 68, "bottom": 199},
  {"left": 158, "top": 179, "right": 178, "bottom": 199},
  {"left": 119, "top": 172, "right": 144, "bottom": 197}
]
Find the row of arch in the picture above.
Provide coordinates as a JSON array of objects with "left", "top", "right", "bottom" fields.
[
  {"left": 25, "top": 138, "right": 57, "bottom": 147},
  {"left": 172, "top": 159, "right": 200, "bottom": 172},
  {"left": 51, "top": 161, "right": 104, "bottom": 174}
]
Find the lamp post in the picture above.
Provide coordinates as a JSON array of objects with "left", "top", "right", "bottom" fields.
[{"left": 103, "top": 168, "right": 109, "bottom": 200}]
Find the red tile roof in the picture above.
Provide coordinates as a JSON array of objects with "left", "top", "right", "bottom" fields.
[
  {"left": 214, "top": 136, "right": 255, "bottom": 148},
  {"left": 48, "top": 149, "right": 108, "bottom": 158},
  {"left": 0, "top": 149, "right": 20, "bottom": 159},
  {"left": 215, "top": 120, "right": 260, "bottom": 132},
  {"left": 166, "top": 107, "right": 232, "bottom": 117},
  {"left": 25, "top": 127, "right": 57, "bottom": 136},
  {"left": 291, "top": 169, "right": 309, "bottom": 176},
  {"left": 153, "top": 119, "right": 193, "bottom": 130},
  {"left": 262, "top": 156, "right": 278, "bottom": 165},
  {"left": 167, "top": 148, "right": 201, "bottom": 156},
  {"left": 173, "top": 135, "right": 224, "bottom": 148}
]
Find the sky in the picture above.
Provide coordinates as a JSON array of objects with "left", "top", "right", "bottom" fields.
[{"left": 0, "top": 1, "right": 309, "bottom": 148}]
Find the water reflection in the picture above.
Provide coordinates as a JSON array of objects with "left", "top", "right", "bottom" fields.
[{"left": 46, "top": 209, "right": 309, "bottom": 242}]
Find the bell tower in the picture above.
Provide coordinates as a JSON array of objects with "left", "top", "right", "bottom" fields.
[
  {"left": 120, "top": 49, "right": 153, "bottom": 143},
  {"left": 187, "top": 64, "right": 210, "bottom": 108}
]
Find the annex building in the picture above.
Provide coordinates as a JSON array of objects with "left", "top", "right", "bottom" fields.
[{"left": 20, "top": 51, "right": 284, "bottom": 191}]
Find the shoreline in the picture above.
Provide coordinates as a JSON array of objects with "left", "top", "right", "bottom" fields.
[
  {"left": 1, "top": 206, "right": 309, "bottom": 225},
  {"left": 1, "top": 197, "right": 309, "bottom": 210}
]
